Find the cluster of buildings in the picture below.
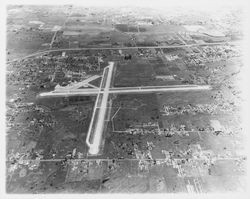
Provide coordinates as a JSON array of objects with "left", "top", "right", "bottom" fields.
[
  {"left": 161, "top": 103, "right": 234, "bottom": 116},
  {"left": 185, "top": 45, "right": 240, "bottom": 66}
]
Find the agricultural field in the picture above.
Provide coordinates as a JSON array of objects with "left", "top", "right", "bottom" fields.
[{"left": 7, "top": 5, "right": 70, "bottom": 60}]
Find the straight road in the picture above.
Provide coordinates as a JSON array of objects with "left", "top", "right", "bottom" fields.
[
  {"left": 49, "top": 6, "right": 73, "bottom": 49},
  {"left": 7, "top": 40, "right": 240, "bottom": 64}
]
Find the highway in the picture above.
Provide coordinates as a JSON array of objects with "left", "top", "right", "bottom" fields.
[{"left": 7, "top": 40, "right": 240, "bottom": 64}]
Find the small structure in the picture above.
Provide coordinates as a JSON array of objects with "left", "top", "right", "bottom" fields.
[
  {"left": 124, "top": 54, "right": 132, "bottom": 60},
  {"left": 210, "top": 120, "right": 224, "bottom": 132}
]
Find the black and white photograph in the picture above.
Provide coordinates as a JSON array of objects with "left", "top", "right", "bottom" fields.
[{"left": 1, "top": 0, "right": 249, "bottom": 198}]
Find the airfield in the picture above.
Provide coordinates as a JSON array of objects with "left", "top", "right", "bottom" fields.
[{"left": 6, "top": 5, "right": 245, "bottom": 193}]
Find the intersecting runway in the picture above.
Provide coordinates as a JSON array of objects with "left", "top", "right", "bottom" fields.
[{"left": 38, "top": 62, "right": 211, "bottom": 155}]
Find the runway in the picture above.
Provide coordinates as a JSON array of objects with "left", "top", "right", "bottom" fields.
[
  {"left": 38, "top": 84, "right": 211, "bottom": 97},
  {"left": 37, "top": 64, "right": 211, "bottom": 156}
]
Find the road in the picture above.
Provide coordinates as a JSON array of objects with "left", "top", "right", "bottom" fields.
[
  {"left": 49, "top": 6, "right": 73, "bottom": 49},
  {"left": 7, "top": 40, "right": 240, "bottom": 64}
]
